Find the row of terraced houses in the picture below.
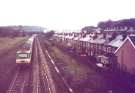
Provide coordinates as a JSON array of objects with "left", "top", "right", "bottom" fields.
[{"left": 52, "top": 26, "right": 135, "bottom": 75}]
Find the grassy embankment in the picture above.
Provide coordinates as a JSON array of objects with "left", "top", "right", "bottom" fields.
[
  {"left": 0, "top": 36, "right": 29, "bottom": 74},
  {"left": 0, "top": 37, "right": 29, "bottom": 72},
  {"left": 0, "top": 37, "right": 28, "bottom": 55},
  {"left": 0, "top": 37, "right": 29, "bottom": 77},
  {"left": 45, "top": 40, "right": 108, "bottom": 93}
]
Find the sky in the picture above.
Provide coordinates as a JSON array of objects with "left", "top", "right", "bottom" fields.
[{"left": 0, "top": 0, "right": 135, "bottom": 32}]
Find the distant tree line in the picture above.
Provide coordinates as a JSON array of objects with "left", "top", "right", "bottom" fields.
[
  {"left": 0, "top": 27, "right": 21, "bottom": 37},
  {"left": 97, "top": 18, "right": 135, "bottom": 29},
  {"left": 0, "top": 26, "right": 44, "bottom": 37},
  {"left": 44, "top": 30, "right": 55, "bottom": 38},
  {"left": 81, "top": 26, "right": 97, "bottom": 33}
]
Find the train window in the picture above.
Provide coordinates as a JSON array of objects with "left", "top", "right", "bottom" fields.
[{"left": 17, "top": 53, "right": 28, "bottom": 59}]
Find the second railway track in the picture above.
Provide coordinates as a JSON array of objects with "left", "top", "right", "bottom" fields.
[
  {"left": 6, "top": 66, "right": 31, "bottom": 93},
  {"left": 36, "top": 37, "right": 57, "bottom": 93}
]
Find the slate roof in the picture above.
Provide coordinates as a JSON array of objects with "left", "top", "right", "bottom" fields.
[
  {"left": 129, "top": 35, "right": 135, "bottom": 46},
  {"left": 109, "top": 35, "right": 123, "bottom": 47},
  {"left": 115, "top": 35, "right": 135, "bottom": 54}
]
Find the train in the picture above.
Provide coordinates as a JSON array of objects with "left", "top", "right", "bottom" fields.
[{"left": 16, "top": 35, "right": 36, "bottom": 64}]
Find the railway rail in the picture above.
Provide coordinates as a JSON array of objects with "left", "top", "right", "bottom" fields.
[
  {"left": 6, "top": 36, "right": 75, "bottom": 93},
  {"left": 37, "top": 36, "right": 75, "bottom": 93},
  {"left": 31, "top": 37, "right": 41, "bottom": 93},
  {"left": 6, "top": 66, "right": 31, "bottom": 93},
  {"left": 31, "top": 36, "right": 55, "bottom": 93},
  {"left": 36, "top": 38, "right": 57, "bottom": 93}
]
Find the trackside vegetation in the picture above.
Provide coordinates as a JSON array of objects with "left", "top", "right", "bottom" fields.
[
  {"left": 44, "top": 40, "right": 109, "bottom": 93},
  {"left": 0, "top": 37, "right": 28, "bottom": 55}
]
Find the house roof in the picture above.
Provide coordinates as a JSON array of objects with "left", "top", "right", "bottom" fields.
[
  {"left": 108, "top": 35, "right": 123, "bottom": 47},
  {"left": 114, "top": 35, "right": 135, "bottom": 54},
  {"left": 129, "top": 35, "right": 135, "bottom": 45}
]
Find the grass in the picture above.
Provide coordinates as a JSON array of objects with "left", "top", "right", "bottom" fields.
[
  {"left": 0, "top": 37, "right": 28, "bottom": 55},
  {"left": 0, "top": 36, "right": 29, "bottom": 73},
  {"left": 45, "top": 40, "right": 110, "bottom": 93},
  {"left": 51, "top": 46, "right": 93, "bottom": 80},
  {"left": 46, "top": 41, "right": 96, "bottom": 81}
]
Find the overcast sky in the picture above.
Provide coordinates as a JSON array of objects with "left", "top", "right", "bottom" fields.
[{"left": 0, "top": 0, "right": 135, "bottom": 32}]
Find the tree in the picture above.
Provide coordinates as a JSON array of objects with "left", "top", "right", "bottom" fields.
[
  {"left": 45, "top": 30, "right": 55, "bottom": 38},
  {"left": 81, "top": 26, "right": 96, "bottom": 34}
]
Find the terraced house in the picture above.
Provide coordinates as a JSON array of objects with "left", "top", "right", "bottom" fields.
[
  {"left": 53, "top": 27, "right": 135, "bottom": 73},
  {"left": 115, "top": 35, "right": 135, "bottom": 74}
]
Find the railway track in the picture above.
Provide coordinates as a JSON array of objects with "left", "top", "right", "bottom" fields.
[
  {"left": 36, "top": 37, "right": 57, "bottom": 93},
  {"left": 32, "top": 36, "right": 53, "bottom": 93},
  {"left": 6, "top": 36, "right": 56, "bottom": 93},
  {"left": 7, "top": 36, "right": 74, "bottom": 93},
  {"left": 37, "top": 36, "right": 75, "bottom": 93},
  {"left": 6, "top": 66, "right": 31, "bottom": 93},
  {"left": 31, "top": 37, "right": 41, "bottom": 93},
  {"left": 45, "top": 50, "right": 74, "bottom": 93}
]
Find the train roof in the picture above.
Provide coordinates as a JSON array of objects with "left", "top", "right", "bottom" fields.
[
  {"left": 18, "top": 35, "right": 35, "bottom": 51},
  {"left": 17, "top": 50, "right": 31, "bottom": 53}
]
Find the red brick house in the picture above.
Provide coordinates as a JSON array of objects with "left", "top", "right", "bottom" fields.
[{"left": 115, "top": 35, "right": 135, "bottom": 74}]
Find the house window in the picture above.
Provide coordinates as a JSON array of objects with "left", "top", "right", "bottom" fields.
[{"left": 122, "top": 64, "right": 127, "bottom": 71}]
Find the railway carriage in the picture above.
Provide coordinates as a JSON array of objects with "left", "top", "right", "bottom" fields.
[
  {"left": 16, "top": 35, "right": 36, "bottom": 64},
  {"left": 16, "top": 50, "right": 32, "bottom": 64}
]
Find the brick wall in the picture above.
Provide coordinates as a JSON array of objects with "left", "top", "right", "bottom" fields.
[{"left": 116, "top": 39, "right": 135, "bottom": 74}]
